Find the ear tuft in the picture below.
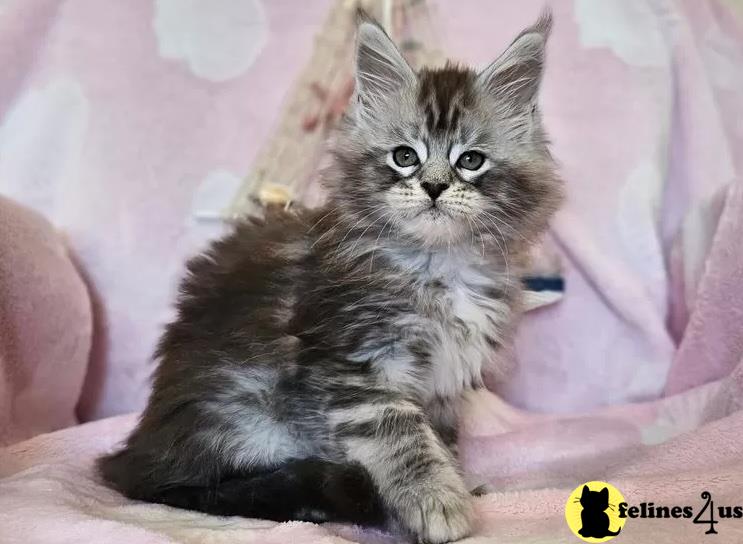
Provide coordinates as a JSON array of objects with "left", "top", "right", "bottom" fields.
[
  {"left": 354, "top": 19, "right": 415, "bottom": 112},
  {"left": 477, "top": 8, "right": 552, "bottom": 108},
  {"left": 355, "top": 7, "right": 374, "bottom": 26},
  {"left": 530, "top": 7, "right": 554, "bottom": 39}
]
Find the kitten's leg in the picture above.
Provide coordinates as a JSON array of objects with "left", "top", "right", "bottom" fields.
[
  {"left": 425, "top": 395, "right": 461, "bottom": 457},
  {"left": 332, "top": 399, "right": 472, "bottom": 544},
  {"left": 425, "top": 395, "right": 494, "bottom": 497}
]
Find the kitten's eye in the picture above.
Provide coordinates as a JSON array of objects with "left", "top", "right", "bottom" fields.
[
  {"left": 456, "top": 151, "right": 485, "bottom": 171},
  {"left": 392, "top": 146, "right": 420, "bottom": 168}
]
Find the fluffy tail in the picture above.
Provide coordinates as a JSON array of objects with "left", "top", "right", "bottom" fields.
[{"left": 99, "top": 453, "right": 385, "bottom": 525}]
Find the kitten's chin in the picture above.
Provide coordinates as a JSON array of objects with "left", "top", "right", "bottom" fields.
[{"left": 398, "top": 208, "right": 469, "bottom": 247}]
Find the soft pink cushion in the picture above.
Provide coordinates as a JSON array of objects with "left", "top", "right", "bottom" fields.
[{"left": 0, "top": 196, "right": 91, "bottom": 445}]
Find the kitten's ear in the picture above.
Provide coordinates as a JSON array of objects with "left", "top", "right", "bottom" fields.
[
  {"left": 581, "top": 485, "right": 590, "bottom": 498},
  {"left": 476, "top": 8, "right": 552, "bottom": 108},
  {"left": 600, "top": 487, "right": 609, "bottom": 499},
  {"left": 354, "top": 17, "right": 415, "bottom": 111}
]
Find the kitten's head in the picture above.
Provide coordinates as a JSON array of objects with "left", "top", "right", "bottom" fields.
[
  {"left": 580, "top": 485, "right": 610, "bottom": 511},
  {"left": 326, "top": 10, "right": 562, "bottom": 251}
]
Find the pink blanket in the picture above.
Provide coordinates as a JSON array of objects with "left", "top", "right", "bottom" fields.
[
  {"left": 2, "top": 0, "right": 743, "bottom": 542},
  {"left": 0, "top": 196, "right": 91, "bottom": 446}
]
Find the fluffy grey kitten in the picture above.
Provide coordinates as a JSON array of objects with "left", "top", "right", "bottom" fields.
[{"left": 99, "top": 11, "right": 561, "bottom": 544}]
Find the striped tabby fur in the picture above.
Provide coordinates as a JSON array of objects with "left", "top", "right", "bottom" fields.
[{"left": 99, "top": 10, "right": 561, "bottom": 543}]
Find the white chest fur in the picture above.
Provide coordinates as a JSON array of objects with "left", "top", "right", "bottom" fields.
[{"left": 404, "top": 250, "right": 512, "bottom": 398}]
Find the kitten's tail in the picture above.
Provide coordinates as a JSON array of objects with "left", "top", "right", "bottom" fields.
[
  {"left": 606, "top": 528, "right": 622, "bottom": 536},
  {"left": 100, "top": 452, "right": 386, "bottom": 526}
]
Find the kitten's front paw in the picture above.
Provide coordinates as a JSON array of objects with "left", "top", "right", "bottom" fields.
[{"left": 396, "top": 479, "right": 473, "bottom": 543}]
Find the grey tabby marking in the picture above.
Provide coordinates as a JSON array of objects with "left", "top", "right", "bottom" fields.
[{"left": 99, "top": 10, "right": 562, "bottom": 544}]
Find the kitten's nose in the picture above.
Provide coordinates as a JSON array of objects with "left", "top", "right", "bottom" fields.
[{"left": 421, "top": 181, "right": 449, "bottom": 201}]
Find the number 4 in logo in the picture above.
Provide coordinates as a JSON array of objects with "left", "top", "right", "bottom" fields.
[{"left": 693, "top": 491, "right": 719, "bottom": 535}]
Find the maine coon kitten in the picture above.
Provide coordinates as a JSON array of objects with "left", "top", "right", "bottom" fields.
[{"left": 99, "top": 11, "right": 561, "bottom": 544}]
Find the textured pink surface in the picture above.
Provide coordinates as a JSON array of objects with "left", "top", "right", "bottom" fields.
[
  {"left": 666, "top": 182, "right": 743, "bottom": 394},
  {"left": 0, "top": 196, "right": 91, "bottom": 446},
  {"left": 0, "top": 0, "right": 742, "bottom": 419}
]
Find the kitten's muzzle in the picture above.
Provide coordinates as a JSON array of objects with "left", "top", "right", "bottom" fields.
[{"left": 420, "top": 181, "right": 449, "bottom": 201}]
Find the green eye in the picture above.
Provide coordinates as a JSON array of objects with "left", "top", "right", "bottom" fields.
[
  {"left": 392, "top": 146, "right": 420, "bottom": 168},
  {"left": 456, "top": 151, "right": 485, "bottom": 171}
]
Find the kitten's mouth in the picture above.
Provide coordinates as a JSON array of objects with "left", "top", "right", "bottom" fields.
[
  {"left": 420, "top": 205, "right": 447, "bottom": 218},
  {"left": 400, "top": 204, "right": 468, "bottom": 246}
]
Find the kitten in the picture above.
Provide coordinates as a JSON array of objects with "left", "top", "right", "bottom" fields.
[
  {"left": 99, "top": 11, "right": 562, "bottom": 544},
  {"left": 578, "top": 486, "right": 622, "bottom": 538}
]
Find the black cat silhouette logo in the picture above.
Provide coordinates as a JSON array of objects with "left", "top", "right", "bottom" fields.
[{"left": 565, "top": 481, "right": 626, "bottom": 542}]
